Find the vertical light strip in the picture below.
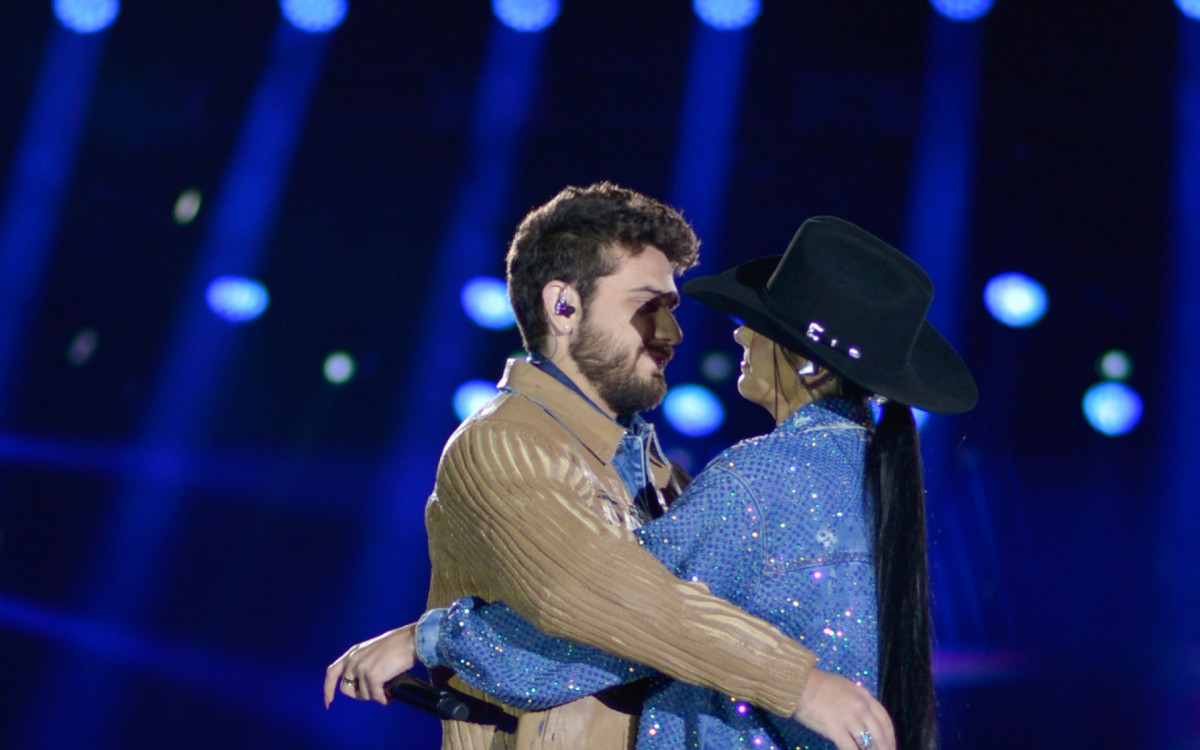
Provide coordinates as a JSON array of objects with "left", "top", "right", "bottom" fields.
[
  {"left": 328, "top": 23, "right": 545, "bottom": 744},
  {"left": 0, "top": 26, "right": 105, "bottom": 419},
  {"left": 1155, "top": 16, "right": 1200, "bottom": 748},
  {"left": 902, "top": 14, "right": 986, "bottom": 647},
  {"left": 667, "top": 22, "right": 751, "bottom": 382},
  {"left": 1162, "top": 13, "right": 1200, "bottom": 638},
  {"left": 13, "top": 22, "right": 330, "bottom": 750}
]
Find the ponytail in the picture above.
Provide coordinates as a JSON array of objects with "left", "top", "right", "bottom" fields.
[{"left": 867, "top": 401, "right": 938, "bottom": 749}]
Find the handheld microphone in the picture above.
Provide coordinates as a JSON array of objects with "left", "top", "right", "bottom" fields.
[
  {"left": 385, "top": 674, "right": 470, "bottom": 720},
  {"left": 385, "top": 674, "right": 518, "bottom": 732}
]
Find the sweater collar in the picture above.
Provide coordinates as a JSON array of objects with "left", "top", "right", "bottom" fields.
[{"left": 498, "top": 358, "right": 628, "bottom": 464}]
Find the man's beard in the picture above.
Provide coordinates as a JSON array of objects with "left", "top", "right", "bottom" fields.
[{"left": 570, "top": 318, "right": 672, "bottom": 418}]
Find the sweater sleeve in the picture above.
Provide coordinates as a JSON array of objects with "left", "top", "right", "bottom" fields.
[{"left": 427, "top": 420, "right": 816, "bottom": 717}]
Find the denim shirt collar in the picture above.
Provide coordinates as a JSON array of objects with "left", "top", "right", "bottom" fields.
[
  {"left": 497, "top": 359, "right": 626, "bottom": 463},
  {"left": 525, "top": 351, "right": 657, "bottom": 431},
  {"left": 526, "top": 352, "right": 667, "bottom": 518},
  {"left": 526, "top": 352, "right": 612, "bottom": 418},
  {"left": 778, "top": 396, "right": 874, "bottom": 435}
]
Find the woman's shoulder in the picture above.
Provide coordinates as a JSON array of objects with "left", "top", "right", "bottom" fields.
[
  {"left": 700, "top": 410, "right": 865, "bottom": 478},
  {"left": 696, "top": 430, "right": 798, "bottom": 482},
  {"left": 702, "top": 431, "right": 771, "bottom": 467}
]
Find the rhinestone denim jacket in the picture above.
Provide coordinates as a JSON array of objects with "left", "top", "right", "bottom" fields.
[{"left": 421, "top": 397, "right": 878, "bottom": 750}]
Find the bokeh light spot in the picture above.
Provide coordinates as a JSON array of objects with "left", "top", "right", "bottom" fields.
[
  {"left": 665, "top": 447, "right": 695, "bottom": 477},
  {"left": 54, "top": 0, "right": 119, "bottom": 33},
  {"left": 1097, "top": 349, "right": 1133, "bottom": 381},
  {"left": 1177, "top": 0, "right": 1200, "bottom": 22},
  {"left": 173, "top": 189, "right": 202, "bottom": 225},
  {"left": 700, "top": 350, "right": 735, "bottom": 382},
  {"left": 493, "top": 0, "right": 559, "bottom": 32},
  {"left": 323, "top": 351, "right": 356, "bottom": 384},
  {"left": 1082, "top": 382, "right": 1143, "bottom": 436},
  {"left": 66, "top": 327, "right": 99, "bottom": 366},
  {"left": 929, "top": 0, "right": 994, "bottom": 21},
  {"left": 984, "top": 272, "right": 1048, "bottom": 328},
  {"left": 461, "top": 276, "right": 515, "bottom": 329},
  {"left": 693, "top": 0, "right": 760, "bottom": 30},
  {"left": 454, "top": 380, "right": 499, "bottom": 421},
  {"left": 663, "top": 384, "right": 725, "bottom": 437},
  {"left": 205, "top": 276, "right": 270, "bottom": 323},
  {"left": 280, "top": 0, "right": 347, "bottom": 33}
]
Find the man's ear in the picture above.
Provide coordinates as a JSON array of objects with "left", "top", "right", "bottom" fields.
[{"left": 542, "top": 280, "right": 576, "bottom": 326}]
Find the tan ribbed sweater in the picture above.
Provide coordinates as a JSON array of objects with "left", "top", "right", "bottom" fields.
[{"left": 425, "top": 360, "right": 816, "bottom": 750}]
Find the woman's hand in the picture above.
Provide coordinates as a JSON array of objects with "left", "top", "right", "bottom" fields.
[
  {"left": 790, "top": 668, "right": 895, "bottom": 750},
  {"left": 323, "top": 623, "right": 418, "bottom": 708}
]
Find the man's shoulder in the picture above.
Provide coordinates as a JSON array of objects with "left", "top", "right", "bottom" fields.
[
  {"left": 487, "top": 384, "right": 555, "bottom": 422},
  {"left": 441, "top": 359, "right": 626, "bottom": 481},
  {"left": 452, "top": 388, "right": 559, "bottom": 439}
]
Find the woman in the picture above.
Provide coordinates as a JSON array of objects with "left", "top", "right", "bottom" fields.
[{"left": 361, "top": 216, "right": 974, "bottom": 750}]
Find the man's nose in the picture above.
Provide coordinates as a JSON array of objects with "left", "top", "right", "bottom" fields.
[{"left": 654, "top": 306, "right": 682, "bottom": 345}]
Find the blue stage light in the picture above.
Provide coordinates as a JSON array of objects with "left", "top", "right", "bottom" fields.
[
  {"left": 493, "top": 0, "right": 559, "bottom": 32},
  {"left": 1082, "top": 382, "right": 1143, "bottom": 436},
  {"left": 913, "top": 407, "right": 930, "bottom": 431},
  {"left": 54, "top": 0, "right": 120, "bottom": 33},
  {"left": 173, "top": 189, "right": 202, "bottom": 225},
  {"left": 870, "top": 403, "right": 930, "bottom": 431},
  {"left": 461, "top": 276, "right": 515, "bottom": 329},
  {"left": 663, "top": 384, "right": 725, "bottom": 437},
  {"left": 700, "top": 350, "right": 735, "bottom": 383},
  {"left": 665, "top": 447, "right": 696, "bottom": 477},
  {"left": 1097, "top": 349, "right": 1133, "bottom": 381},
  {"left": 454, "top": 380, "right": 499, "bottom": 421},
  {"left": 66, "top": 328, "right": 99, "bottom": 367},
  {"left": 205, "top": 276, "right": 269, "bottom": 323},
  {"left": 693, "top": 0, "right": 760, "bottom": 30},
  {"left": 323, "top": 351, "right": 356, "bottom": 384},
  {"left": 984, "top": 272, "right": 1047, "bottom": 328},
  {"left": 1178, "top": 0, "right": 1200, "bottom": 21},
  {"left": 929, "top": 0, "right": 994, "bottom": 22},
  {"left": 280, "top": 0, "right": 347, "bottom": 33}
]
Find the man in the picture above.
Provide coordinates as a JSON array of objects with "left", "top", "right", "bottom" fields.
[{"left": 325, "top": 184, "right": 892, "bottom": 750}]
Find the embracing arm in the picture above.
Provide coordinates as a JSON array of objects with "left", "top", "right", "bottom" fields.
[
  {"left": 426, "top": 420, "right": 816, "bottom": 717},
  {"left": 411, "top": 460, "right": 770, "bottom": 713},
  {"left": 420, "top": 597, "right": 653, "bottom": 711},
  {"left": 328, "top": 418, "right": 892, "bottom": 750},
  {"left": 638, "top": 460, "right": 894, "bottom": 750}
]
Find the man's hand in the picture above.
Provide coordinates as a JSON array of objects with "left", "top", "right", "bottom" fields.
[
  {"left": 323, "top": 623, "right": 418, "bottom": 708},
  {"left": 790, "top": 669, "right": 895, "bottom": 750}
]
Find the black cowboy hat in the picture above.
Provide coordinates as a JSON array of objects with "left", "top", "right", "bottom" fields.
[{"left": 682, "top": 216, "right": 977, "bottom": 414}]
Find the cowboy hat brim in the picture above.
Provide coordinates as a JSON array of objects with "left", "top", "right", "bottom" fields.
[{"left": 683, "top": 256, "right": 978, "bottom": 414}]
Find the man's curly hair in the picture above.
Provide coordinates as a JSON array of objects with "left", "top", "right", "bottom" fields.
[{"left": 506, "top": 182, "right": 699, "bottom": 353}]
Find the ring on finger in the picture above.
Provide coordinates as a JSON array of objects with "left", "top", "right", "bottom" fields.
[{"left": 857, "top": 730, "right": 873, "bottom": 749}]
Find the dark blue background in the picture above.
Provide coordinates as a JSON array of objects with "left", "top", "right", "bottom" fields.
[{"left": 1, "top": 2, "right": 1197, "bottom": 748}]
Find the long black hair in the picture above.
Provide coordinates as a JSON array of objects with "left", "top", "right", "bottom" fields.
[{"left": 866, "top": 400, "right": 937, "bottom": 750}]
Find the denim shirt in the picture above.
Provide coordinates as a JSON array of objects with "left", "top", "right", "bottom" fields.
[
  {"left": 418, "top": 398, "right": 879, "bottom": 750},
  {"left": 525, "top": 352, "right": 667, "bottom": 522}
]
